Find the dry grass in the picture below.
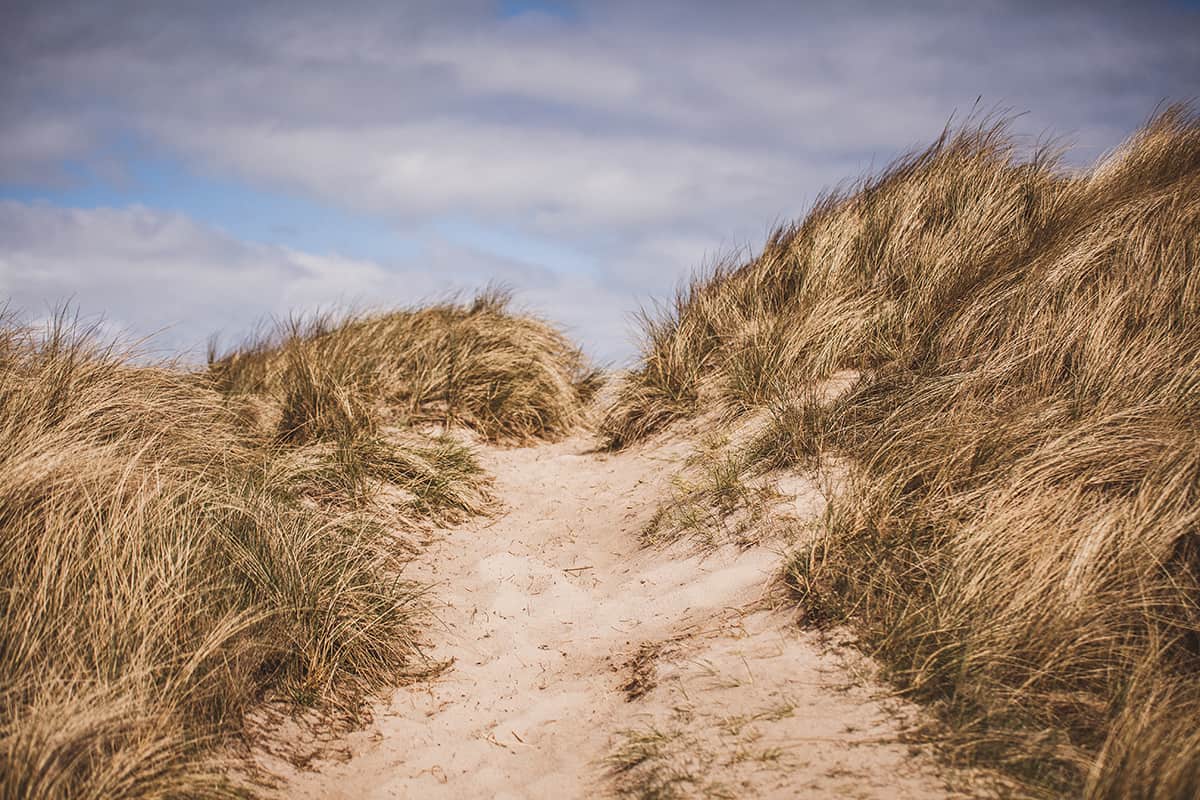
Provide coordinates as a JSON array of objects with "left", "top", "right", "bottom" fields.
[
  {"left": 602, "top": 106, "right": 1200, "bottom": 797},
  {"left": 0, "top": 293, "right": 592, "bottom": 799},
  {"left": 209, "top": 288, "right": 600, "bottom": 445},
  {"left": 604, "top": 697, "right": 797, "bottom": 800},
  {"left": 640, "top": 434, "right": 781, "bottom": 551},
  {"left": 604, "top": 726, "right": 733, "bottom": 800}
]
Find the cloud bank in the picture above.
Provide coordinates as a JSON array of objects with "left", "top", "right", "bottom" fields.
[{"left": 2, "top": 0, "right": 1197, "bottom": 361}]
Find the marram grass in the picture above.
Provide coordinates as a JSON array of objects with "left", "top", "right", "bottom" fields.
[
  {"left": 603, "top": 106, "right": 1200, "bottom": 798},
  {"left": 0, "top": 293, "right": 592, "bottom": 799}
]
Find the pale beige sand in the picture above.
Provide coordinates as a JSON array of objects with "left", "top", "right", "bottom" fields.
[{"left": 263, "top": 432, "right": 983, "bottom": 799}]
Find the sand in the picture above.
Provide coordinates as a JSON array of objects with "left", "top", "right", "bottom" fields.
[{"left": 262, "top": 432, "right": 978, "bottom": 799}]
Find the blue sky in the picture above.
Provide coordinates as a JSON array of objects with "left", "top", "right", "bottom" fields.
[
  {"left": 2, "top": 0, "right": 1198, "bottom": 363},
  {"left": 499, "top": 1, "right": 578, "bottom": 20}
]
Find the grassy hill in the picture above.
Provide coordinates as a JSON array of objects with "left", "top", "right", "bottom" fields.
[
  {"left": 0, "top": 294, "right": 595, "bottom": 799},
  {"left": 603, "top": 106, "right": 1200, "bottom": 798}
]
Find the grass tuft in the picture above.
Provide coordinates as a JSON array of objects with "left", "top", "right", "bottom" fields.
[{"left": 640, "top": 439, "right": 779, "bottom": 550}]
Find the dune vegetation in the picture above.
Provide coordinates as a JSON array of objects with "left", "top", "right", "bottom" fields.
[
  {"left": 602, "top": 106, "right": 1200, "bottom": 797},
  {"left": 209, "top": 289, "right": 601, "bottom": 446},
  {"left": 0, "top": 294, "right": 594, "bottom": 799}
]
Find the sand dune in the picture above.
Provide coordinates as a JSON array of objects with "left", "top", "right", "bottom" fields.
[{"left": 263, "top": 432, "right": 975, "bottom": 799}]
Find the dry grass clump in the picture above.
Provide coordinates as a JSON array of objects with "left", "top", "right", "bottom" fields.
[
  {"left": 210, "top": 289, "right": 600, "bottom": 445},
  {"left": 604, "top": 106, "right": 1200, "bottom": 797},
  {"left": 640, "top": 434, "right": 781, "bottom": 550},
  {"left": 604, "top": 726, "right": 713, "bottom": 800},
  {"left": 0, "top": 316, "right": 419, "bottom": 799},
  {"left": 1, "top": 293, "right": 592, "bottom": 798},
  {"left": 604, "top": 724, "right": 750, "bottom": 800},
  {"left": 604, "top": 700, "right": 796, "bottom": 800},
  {"left": 273, "top": 431, "right": 490, "bottom": 526}
]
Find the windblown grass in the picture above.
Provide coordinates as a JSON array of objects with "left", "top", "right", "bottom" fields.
[
  {"left": 603, "top": 106, "right": 1200, "bottom": 797},
  {"left": 209, "top": 289, "right": 601, "bottom": 445},
  {"left": 0, "top": 292, "right": 592, "bottom": 798},
  {"left": 640, "top": 434, "right": 781, "bottom": 551}
]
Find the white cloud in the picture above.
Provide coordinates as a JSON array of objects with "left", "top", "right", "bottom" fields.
[
  {"left": 148, "top": 119, "right": 792, "bottom": 233},
  {"left": 0, "top": 201, "right": 636, "bottom": 363},
  {"left": 1, "top": 1, "right": 1197, "bottom": 359},
  {"left": 7, "top": 2, "right": 1196, "bottom": 227},
  {"left": 0, "top": 202, "right": 412, "bottom": 354}
]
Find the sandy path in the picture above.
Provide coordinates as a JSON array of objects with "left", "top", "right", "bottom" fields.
[{"left": 270, "top": 434, "right": 970, "bottom": 799}]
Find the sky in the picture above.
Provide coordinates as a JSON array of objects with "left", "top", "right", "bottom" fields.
[{"left": 1, "top": 1, "right": 1198, "bottom": 364}]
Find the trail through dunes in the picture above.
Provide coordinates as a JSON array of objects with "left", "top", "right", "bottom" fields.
[{"left": 262, "top": 433, "right": 978, "bottom": 799}]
